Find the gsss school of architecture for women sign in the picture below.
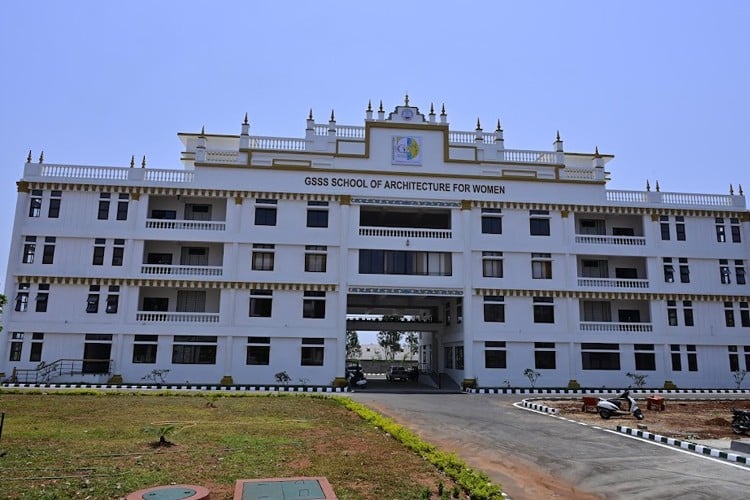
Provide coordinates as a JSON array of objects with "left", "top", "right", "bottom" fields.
[{"left": 303, "top": 175, "right": 506, "bottom": 195}]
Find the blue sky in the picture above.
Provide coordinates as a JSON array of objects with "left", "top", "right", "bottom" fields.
[{"left": 1, "top": 1, "right": 749, "bottom": 293}]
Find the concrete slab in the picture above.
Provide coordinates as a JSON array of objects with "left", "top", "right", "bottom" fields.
[{"left": 234, "top": 477, "right": 336, "bottom": 500}]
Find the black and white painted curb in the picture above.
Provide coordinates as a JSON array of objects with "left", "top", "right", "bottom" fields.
[
  {"left": 468, "top": 387, "right": 750, "bottom": 396},
  {"left": 0, "top": 382, "right": 348, "bottom": 393}
]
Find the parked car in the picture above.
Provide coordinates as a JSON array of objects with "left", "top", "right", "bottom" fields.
[{"left": 386, "top": 365, "right": 410, "bottom": 381}]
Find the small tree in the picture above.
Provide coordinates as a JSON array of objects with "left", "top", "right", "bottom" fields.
[
  {"left": 626, "top": 372, "right": 648, "bottom": 389},
  {"left": 523, "top": 368, "right": 541, "bottom": 388},
  {"left": 403, "top": 331, "right": 420, "bottom": 359},
  {"left": 732, "top": 369, "right": 748, "bottom": 389},
  {"left": 378, "top": 316, "right": 404, "bottom": 361},
  {"left": 274, "top": 371, "right": 291, "bottom": 385},
  {"left": 346, "top": 330, "right": 362, "bottom": 360},
  {"left": 0, "top": 293, "right": 7, "bottom": 333},
  {"left": 143, "top": 423, "right": 177, "bottom": 447},
  {"left": 142, "top": 369, "right": 170, "bottom": 384}
]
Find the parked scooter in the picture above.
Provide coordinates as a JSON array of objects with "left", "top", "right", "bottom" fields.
[
  {"left": 596, "top": 391, "right": 644, "bottom": 420},
  {"left": 731, "top": 409, "right": 750, "bottom": 435},
  {"left": 346, "top": 364, "right": 368, "bottom": 390}
]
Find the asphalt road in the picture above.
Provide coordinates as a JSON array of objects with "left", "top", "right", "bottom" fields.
[{"left": 348, "top": 390, "right": 750, "bottom": 500}]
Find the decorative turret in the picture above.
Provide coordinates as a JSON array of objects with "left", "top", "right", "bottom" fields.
[
  {"left": 429, "top": 103, "right": 436, "bottom": 123},
  {"left": 196, "top": 126, "right": 207, "bottom": 162},
  {"left": 494, "top": 120, "right": 504, "bottom": 148},
  {"left": 366, "top": 100, "right": 373, "bottom": 120},
  {"left": 475, "top": 118, "right": 483, "bottom": 141},
  {"left": 141, "top": 155, "right": 147, "bottom": 168},
  {"left": 240, "top": 113, "right": 250, "bottom": 149},
  {"left": 38, "top": 151, "right": 44, "bottom": 164},
  {"left": 593, "top": 146, "right": 604, "bottom": 169},
  {"left": 378, "top": 100, "right": 385, "bottom": 120},
  {"left": 553, "top": 130, "right": 564, "bottom": 152},
  {"left": 440, "top": 103, "right": 447, "bottom": 124},
  {"left": 328, "top": 110, "right": 336, "bottom": 134},
  {"left": 26, "top": 150, "right": 32, "bottom": 163},
  {"left": 130, "top": 155, "right": 135, "bottom": 168}
]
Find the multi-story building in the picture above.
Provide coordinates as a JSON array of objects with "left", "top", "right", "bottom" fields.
[{"left": 2, "top": 97, "right": 749, "bottom": 388}]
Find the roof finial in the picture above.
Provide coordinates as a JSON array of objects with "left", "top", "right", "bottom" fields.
[
  {"left": 379, "top": 100, "right": 384, "bottom": 112},
  {"left": 655, "top": 180, "right": 660, "bottom": 192},
  {"left": 243, "top": 112, "right": 249, "bottom": 125},
  {"left": 740, "top": 184, "right": 744, "bottom": 196},
  {"left": 308, "top": 108, "right": 313, "bottom": 120},
  {"left": 646, "top": 180, "right": 651, "bottom": 191},
  {"left": 330, "top": 109, "right": 335, "bottom": 122},
  {"left": 730, "top": 184, "right": 735, "bottom": 195},
  {"left": 27, "top": 150, "right": 32, "bottom": 163},
  {"left": 594, "top": 146, "right": 600, "bottom": 157},
  {"left": 367, "top": 100, "right": 372, "bottom": 112},
  {"left": 130, "top": 155, "right": 135, "bottom": 168},
  {"left": 200, "top": 125, "right": 205, "bottom": 136},
  {"left": 496, "top": 119, "right": 502, "bottom": 132},
  {"left": 141, "top": 155, "right": 146, "bottom": 168},
  {"left": 38, "top": 151, "right": 44, "bottom": 164},
  {"left": 404, "top": 92, "right": 409, "bottom": 106},
  {"left": 430, "top": 103, "right": 435, "bottom": 114},
  {"left": 476, "top": 118, "right": 482, "bottom": 131},
  {"left": 440, "top": 103, "right": 446, "bottom": 116},
  {"left": 556, "top": 130, "right": 561, "bottom": 141}
]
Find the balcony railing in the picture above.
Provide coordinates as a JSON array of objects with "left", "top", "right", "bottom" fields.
[
  {"left": 580, "top": 321, "right": 653, "bottom": 332},
  {"left": 145, "top": 219, "right": 226, "bottom": 231},
  {"left": 136, "top": 312, "right": 220, "bottom": 323},
  {"left": 359, "top": 227, "right": 453, "bottom": 239},
  {"left": 575, "top": 234, "right": 646, "bottom": 246},
  {"left": 140, "top": 264, "right": 223, "bottom": 277},
  {"left": 577, "top": 277, "right": 649, "bottom": 289}
]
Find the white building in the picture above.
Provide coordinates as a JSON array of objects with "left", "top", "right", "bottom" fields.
[{"left": 2, "top": 97, "right": 749, "bottom": 389}]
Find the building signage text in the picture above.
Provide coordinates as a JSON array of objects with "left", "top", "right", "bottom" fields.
[{"left": 304, "top": 176, "right": 505, "bottom": 194}]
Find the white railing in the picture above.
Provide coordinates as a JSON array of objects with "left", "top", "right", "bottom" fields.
[
  {"left": 580, "top": 321, "right": 653, "bottom": 332},
  {"left": 575, "top": 234, "right": 646, "bottom": 246},
  {"left": 145, "top": 219, "right": 226, "bottom": 231},
  {"left": 501, "top": 149, "right": 560, "bottom": 164},
  {"left": 449, "top": 131, "right": 477, "bottom": 143},
  {"left": 560, "top": 168, "right": 597, "bottom": 180},
  {"left": 143, "top": 169, "right": 194, "bottom": 182},
  {"left": 250, "top": 136, "right": 307, "bottom": 151},
  {"left": 313, "top": 125, "right": 366, "bottom": 139},
  {"left": 140, "top": 264, "right": 223, "bottom": 277},
  {"left": 205, "top": 151, "right": 240, "bottom": 163},
  {"left": 359, "top": 227, "right": 453, "bottom": 239},
  {"left": 577, "top": 277, "right": 649, "bottom": 289},
  {"left": 606, "top": 190, "right": 739, "bottom": 207},
  {"left": 40, "top": 164, "right": 130, "bottom": 180},
  {"left": 605, "top": 190, "right": 649, "bottom": 203},
  {"left": 136, "top": 312, "right": 220, "bottom": 323}
]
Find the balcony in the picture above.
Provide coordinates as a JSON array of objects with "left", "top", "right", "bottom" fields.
[
  {"left": 575, "top": 234, "right": 646, "bottom": 246},
  {"left": 359, "top": 227, "right": 453, "bottom": 239},
  {"left": 577, "top": 277, "right": 649, "bottom": 289},
  {"left": 145, "top": 218, "right": 226, "bottom": 231},
  {"left": 136, "top": 312, "right": 220, "bottom": 323},
  {"left": 580, "top": 321, "right": 653, "bottom": 333},
  {"left": 140, "top": 264, "right": 223, "bottom": 277}
]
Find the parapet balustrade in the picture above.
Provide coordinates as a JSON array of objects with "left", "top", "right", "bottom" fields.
[
  {"left": 135, "top": 311, "right": 220, "bottom": 323},
  {"left": 358, "top": 227, "right": 453, "bottom": 239},
  {"left": 575, "top": 234, "right": 646, "bottom": 246},
  {"left": 579, "top": 321, "right": 653, "bottom": 332},
  {"left": 606, "top": 190, "right": 742, "bottom": 208},
  {"left": 140, "top": 264, "right": 223, "bottom": 277},
  {"left": 145, "top": 219, "right": 226, "bottom": 231},
  {"left": 577, "top": 277, "right": 650, "bottom": 289}
]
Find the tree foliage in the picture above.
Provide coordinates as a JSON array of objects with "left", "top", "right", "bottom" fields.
[
  {"left": 378, "top": 315, "right": 404, "bottom": 360},
  {"left": 346, "top": 330, "right": 362, "bottom": 360},
  {"left": 0, "top": 293, "right": 6, "bottom": 333}
]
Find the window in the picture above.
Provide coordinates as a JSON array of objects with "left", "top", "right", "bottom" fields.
[
  {"left": 683, "top": 300, "right": 694, "bottom": 327},
  {"left": 581, "top": 343, "right": 620, "bottom": 370},
  {"left": 720, "top": 259, "right": 731, "bottom": 284},
  {"left": 29, "top": 332, "right": 44, "bottom": 362},
  {"left": 531, "top": 253, "right": 552, "bottom": 279},
  {"left": 92, "top": 238, "right": 106, "bottom": 265},
  {"left": 667, "top": 300, "right": 678, "bottom": 326},
  {"left": 133, "top": 335, "right": 158, "bottom": 363},
  {"left": 304, "top": 245, "right": 327, "bottom": 272},
  {"left": 303, "top": 291, "right": 326, "bottom": 319},
  {"left": 306, "top": 201, "right": 329, "bottom": 228},
  {"left": 455, "top": 346, "right": 464, "bottom": 370},
  {"left": 9, "top": 340, "right": 22, "bottom": 361},
  {"left": 715, "top": 217, "right": 726, "bottom": 242},
  {"left": 728, "top": 345, "right": 750, "bottom": 372},
  {"left": 675, "top": 216, "right": 686, "bottom": 241},
  {"left": 725, "top": 301, "right": 736, "bottom": 327},
  {"left": 663, "top": 258, "right": 674, "bottom": 283},
  {"left": 581, "top": 259, "right": 608, "bottom": 278},
  {"left": 35, "top": 284, "right": 49, "bottom": 312},
  {"left": 29, "top": 189, "right": 42, "bottom": 217},
  {"left": 172, "top": 336, "right": 217, "bottom": 364},
  {"left": 252, "top": 244, "right": 275, "bottom": 271},
  {"left": 529, "top": 210, "right": 550, "bottom": 236},
  {"left": 185, "top": 204, "right": 211, "bottom": 221},
  {"left": 445, "top": 346, "right": 453, "bottom": 369},
  {"left": 736, "top": 260, "right": 746, "bottom": 285},
  {"left": 98, "top": 193, "right": 111, "bottom": 220},
  {"left": 483, "top": 296, "right": 505, "bottom": 322},
  {"left": 301, "top": 337, "right": 324, "bottom": 366},
  {"left": 22, "top": 236, "right": 36, "bottom": 264},
  {"left": 151, "top": 209, "right": 177, "bottom": 220},
  {"left": 249, "top": 289, "right": 273, "bottom": 317},
  {"left": 42, "top": 237, "right": 56, "bottom": 264},
  {"left": 87, "top": 285, "right": 100, "bottom": 313},
  {"left": 730, "top": 218, "right": 742, "bottom": 243},
  {"left": 142, "top": 297, "right": 168, "bottom": 311},
  {"left": 254, "top": 198, "right": 277, "bottom": 226},
  {"left": 634, "top": 344, "right": 656, "bottom": 371},
  {"left": 247, "top": 337, "right": 271, "bottom": 365},
  {"left": 116, "top": 194, "right": 129, "bottom": 220},
  {"left": 15, "top": 283, "right": 30, "bottom": 312},
  {"left": 678, "top": 258, "right": 689, "bottom": 283},
  {"left": 358, "top": 249, "right": 452, "bottom": 276},
  {"left": 741, "top": 302, "right": 750, "bottom": 327},
  {"left": 112, "top": 239, "right": 125, "bottom": 266},
  {"left": 48, "top": 191, "right": 61, "bottom": 218},
  {"left": 484, "top": 341, "right": 507, "bottom": 368},
  {"left": 579, "top": 218, "right": 605, "bottom": 235},
  {"left": 534, "top": 342, "right": 556, "bottom": 369},
  {"left": 659, "top": 215, "right": 670, "bottom": 240},
  {"left": 582, "top": 301, "right": 611, "bottom": 322},
  {"left": 482, "top": 252, "right": 503, "bottom": 278},
  {"left": 671, "top": 344, "right": 698, "bottom": 371},
  {"left": 687, "top": 345, "right": 698, "bottom": 371},
  {"left": 533, "top": 296, "right": 554, "bottom": 323},
  {"left": 106, "top": 286, "right": 120, "bottom": 314},
  {"left": 481, "top": 208, "right": 503, "bottom": 234}
]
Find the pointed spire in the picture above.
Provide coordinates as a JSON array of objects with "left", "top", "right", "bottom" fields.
[
  {"left": 646, "top": 180, "right": 651, "bottom": 192},
  {"left": 594, "top": 146, "right": 600, "bottom": 157},
  {"left": 200, "top": 125, "right": 205, "bottom": 136},
  {"left": 740, "top": 184, "right": 744, "bottom": 196},
  {"left": 26, "top": 150, "right": 32, "bottom": 163},
  {"left": 130, "top": 155, "right": 135, "bottom": 168},
  {"left": 655, "top": 180, "right": 660, "bottom": 192},
  {"left": 476, "top": 118, "right": 482, "bottom": 131},
  {"left": 308, "top": 108, "right": 313, "bottom": 120},
  {"left": 330, "top": 109, "right": 335, "bottom": 122},
  {"left": 379, "top": 100, "right": 384, "bottom": 112},
  {"left": 367, "top": 100, "right": 372, "bottom": 112},
  {"left": 440, "top": 103, "right": 446, "bottom": 116},
  {"left": 496, "top": 119, "right": 502, "bottom": 132},
  {"left": 243, "top": 112, "right": 249, "bottom": 125},
  {"left": 430, "top": 103, "right": 435, "bottom": 114},
  {"left": 556, "top": 130, "right": 561, "bottom": 141},
  {"left": 404, "top": 92, "right": 409, "bottom": 106},
  {"left": 730, "top": 184, "right": 735, "bottom": 195},
  {"left": 141, "top": 155, "right": 146, "bottom": 168},
  {"left": 38, "top": 151, "right": 44, "bottom": 164}
]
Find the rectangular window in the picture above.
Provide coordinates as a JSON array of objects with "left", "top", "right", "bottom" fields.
[
  {"left": 133, "top": 335, "right": 158, "bottom": 363},
  {"left": 675, "top": 216, "right": 686, "bottom": 241},
  {"left": 534, "top": 342, "right": 556, "bottom": 369},
  {"left": 683, "top": 300, "right": 694, "bottom": 327},
  {"left": 533, "top": 296, "right": 554, "bottom": 324},
  {"left": 98, "top": 193, "right": 111, "bottom": 220},
  {"left": 484, "top": 341, "right": 506, "bottom": 369},
  {"left": 531, "top": 253, "right": 552, "bottom": 279},
  {"left": 716, "top": 217, "right": 726, "bottom": 242},
  {"left": 735, "top": 260, "right": 746, "bottom": 285},
  {"left": 254, "top": 199, "right": 277, "bottom": 226},
  {"left": 679, "top": 258, "right": 690, "bottom": 283},
  {"left": 246, "top": 336, "right": 271, "bottom": 365},
  {"left": 112, "top": 239, "right": 125, "bottom": 266},
  {"left": 741, "top": 302, "right": 750, "bottom": 327},
  {"left": 671, "top": 344, "right": 682, "bottom": 371},
  {"left": 725, "top": 301, "right": 736, "bottom": 327},
  {"left": 35, "top": 286, "right": 49, "bottom": 312},
  {"left": 48, "top": 191, "right": 61, "bottom": 218},
  {"left": 667, "top": 300, "right": 678, "bottom": 326},
  {"left": 143, "top": 297, "right": 169, "bottom": 311},
  {"left": 87, "top": 285, "right": 100, "bottom": 313},
  {"left": 529, "top": 210, "right": 550, "bottom": 236},
  {"left": 172, "top": 336, "right": 217, "bottom": 364},
  {"left": 483, "top": 296, "right": 505, "bottom": 322},
  {"left": 306, "top": 201, "right": 329, "bottom": 228},
  {"left": 579, "top": 218, "right": 606, "bottom": 235},
  {"left": 116, "top": 194, "right": 129, "bottom": 221},
  {"left": 15, "top": 283, "right": 30, "bottom": 312},
  {"left": 304, "top": 245, "right": 327, "bottom": 272},
  {"left": 482, "top": 251, "right": 503, "bottom": 278},
  {"left": 660, "top": 215, "right": 670, "bottom": 240},
  {"left": 731, "top": 218, "right": 742, "bottom": 243},
  {"left": 481, "top": 208, "right": 503, "bottom": 234},
  {"left": 581, "top": 343, "right": 620, "bottom": 370},
  {"left": 303, "top": 291, "right": 326, "bottom": 319},
  {"left": 455, "top": 346, "right": 464, "bottom": 370},
  {"left": 29, "top": 333, "right": 44, "bottom": 362},
  {"left": 42, "top": 237, "right": 55, "bottom": 264},
  {"left": 29, "top": 190, "right": 42, "bottom": 217},
  {"left": 687, "top": 344, "right": 698, "bottom": 372},
  {"left": 720, "top": 259, "right": 732, "bottom": 284},
  {"left": 151, "top": 209, "right": 177, "bottom": 220},
  {"left": 22, "top": 236, "right": 36, "bottom": 264},
  {"left": 252, "top": 244, "right": 275, "bottom": 271},
  {"left": 301, "top": 337, "right": 324, "bottom": 366},
  {"left": 663, "top": 258, "right": 674, "bottom": 283},
  {"left": 9, "top": 341, "right": 22, "bottom": 361},
  {"left": 185, "top": 204, "right": 211, "bottom": 221},
  {"left": 634, "top": 344, "right": 656, "bottom": 371},
  {"left": 249, "top": 289, "right": 273, "bottom": 317},
  {"left": 445, "top": 345, "right": 453, "bottom": 369},
  {"left": 92, "top": 238, "right": 106, "bottom": 265},
  {"left": 106, "top": 286, "right": 120, "bottom": 314},
  {"left": 359, "top": 249, "right": 452, "bottom": 276}
]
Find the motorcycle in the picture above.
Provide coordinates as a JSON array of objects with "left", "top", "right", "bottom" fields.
[
  {"left": 731, "top": 409, "right": 750, "bottom": 435},
  {"left": 596, "top": 390, "right": 644, "bottom": 420},
  {"left": 346, "top": 364, "right": 368, "bottom": 390}
]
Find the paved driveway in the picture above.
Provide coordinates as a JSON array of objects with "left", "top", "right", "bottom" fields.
[{"left": 348, "top": 392, "right": 749, "bottom": 499}]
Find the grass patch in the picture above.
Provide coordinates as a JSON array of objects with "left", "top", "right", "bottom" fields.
[{"left": 0, "top": 390, "right": 500, "bottom": 499}]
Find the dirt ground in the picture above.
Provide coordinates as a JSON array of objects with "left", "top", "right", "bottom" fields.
[{"left": 538, "top": 397, "right": 750, "bottom": 440}]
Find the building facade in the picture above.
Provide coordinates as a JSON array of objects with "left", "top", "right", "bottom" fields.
[{"left": 2, "top": 98, "right": 749, "bottom": 388}]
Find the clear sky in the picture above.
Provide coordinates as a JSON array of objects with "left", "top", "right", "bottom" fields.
[{"left": 1, "top": 1, "right": 749, "bottom": 293}]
